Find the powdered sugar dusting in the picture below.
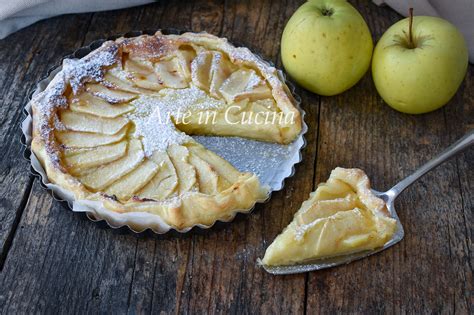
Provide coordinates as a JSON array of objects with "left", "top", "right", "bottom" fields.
[
  {"left": 210, "top": 52, "right": 223, "bottom": 75},
  {"left": 194, "top": 135, "right": 293, "bottom": 179},
  {"left": 34, "top": 73, "right": 68, "bottom": 116},
  {"left": 89, "top": 91, "right": 132, "bottom": 104},
  {"left": 32, "top": 43, "right": 120, "bottom": 140},
  {"left": 246, "top": 70, "right": 264, "bottom": 91},
  {"left": 108, "top": 66, "right": 134, "bottom": 81},
  {"left": 190, "top": 52, "right": 210, "bottom": 85},
  {"left": 53, "top": 114, "right": 67, "bottom": 131},
  {"left": 63, "top": 43, "right": 119, "bottom": 94},
  {"left": 128, "top": 85, "right": 225, "bottom": 156}
]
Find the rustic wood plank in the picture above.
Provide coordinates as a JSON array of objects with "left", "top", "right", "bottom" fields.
[
  {"left": 0, "top": 13, "right": 93, "bottom": 265},
  {"left": 444, "top": 66, "right": 473, "bottom": 315},
  {"left": 82, "top": 4, "right": 150, "bottom": 44},
  {"left": 0, "top": 181, "right": 138, "bottom": 313},
  {"left": 0, "top": 24, "right": 47, "bottom": 260},
  {"left": 305, "top": 1, "right": 473, "bottom": 313},
  {"left": 0, "top": 0, "right": 471, "bottom": 313}
]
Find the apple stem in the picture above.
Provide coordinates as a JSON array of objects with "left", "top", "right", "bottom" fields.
[{"left": 408, "top": 7, "right": 414, "bottom": 48}]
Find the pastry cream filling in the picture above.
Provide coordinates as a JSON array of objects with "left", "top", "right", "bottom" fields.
[{"left": 262, "top": 168, "right": 397, "bottom": 266}]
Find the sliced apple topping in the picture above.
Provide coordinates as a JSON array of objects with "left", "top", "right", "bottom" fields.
[
  {"left": 70, "top": 92, "right": 134, "bottom": 118},
  {"left": 188, "top": 153, "right": 219, "bottom": 195},
  {"left": 59, "top": 110, "right": 129, "bottom": 135},
  {"left": 124, "top": 57, "right": 155, "bottom": 72},
  {"left": 104, "top": 159, "right": 160, "bottom": 200},
  {"left": 219, "top": 69, "right": 272, "bottom": 103},
  {"left": 78, "top": 139, "right": 144, "bottom": 191},
  {"left": 55, "top": 126, "right": 128, "bottom": 148},
  {"left": 190, "top": 51, "right": 235, "bottom": 98},
  {"left": 167, "top": 144, "right": 198, "bottom": 195},
  {"left": 295, "top": 193, "right": 358, "bottom": 225},
  {"left": 209, "top": 52, "right": 235, "bottom": 98},
  {"left": 175, "top": 47, "right": 196, "bottom": 80},
  {"left": 154, "top": 58, "right": 188, "bottom": 89},
  {"left": 63, "top": 140, "right": 128, "bottom": 175},
  {"left": 312, "top": 178, "right": 355, "bottom": 201},
  {"left": 102, "top": 71, "right": 144, "bottom": 94},
  {"left": 186, "top": 143, "right": 238, "bottom": 185},
  {"left": 124, "top": 58, "right": 164, "bottom": 91},
  {"left": 191, "top": 51, "right": 213, "bottom": 91},
  {"left": 138, "top": 151, "right": 178, "bottom": 200},
  {"left": 86, "top": 83, "right": 138, "bottom": 103}
]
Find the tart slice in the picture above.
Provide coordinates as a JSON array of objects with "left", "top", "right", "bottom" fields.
[{"left": 261, "top": 168, "right": 397, "bottom": 266}]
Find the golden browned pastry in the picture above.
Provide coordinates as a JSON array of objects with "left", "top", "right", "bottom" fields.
[
  {"left": 262, "top": 168, "right": 397, "bottom": 266},
  {"left": 30, "top": 31, "right": 302, "bottom": 230}
]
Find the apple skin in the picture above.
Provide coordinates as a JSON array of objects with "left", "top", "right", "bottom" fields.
[
  {"left": 281, "top": 0, "right": 373, "bottom": 96},
  {"left": 372, "top": 16, "right": 468, "bottom": 114}
]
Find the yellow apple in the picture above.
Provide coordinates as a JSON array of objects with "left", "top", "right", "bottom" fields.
[
  {"left": 281, "top": 0, "right": 373, "bottom": 96},
  {"left": 372, "top": 15, "right": 468, "bottom": 114}
]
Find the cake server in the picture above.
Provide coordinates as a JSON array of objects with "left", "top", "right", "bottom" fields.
[{"left": 262, "top": 130, "right": 474, "bottom": 275}]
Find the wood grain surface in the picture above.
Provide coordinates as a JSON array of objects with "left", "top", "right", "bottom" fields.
[{"left": 0, "top": 0, "right": 472, "bottom": 313}]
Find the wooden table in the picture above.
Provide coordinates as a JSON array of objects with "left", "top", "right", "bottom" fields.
[{"left": 0, "top": 0, "right": 472, "bottom": 313}]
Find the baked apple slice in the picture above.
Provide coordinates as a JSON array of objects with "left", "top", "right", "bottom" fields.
[
  {"left": 70, "top": 92, "right": 134, "bottom": 118},
  {"left": 175, "top": 47, "right": 196, "bottom": 80},
  {"left": 63, "top": 140, "right": 128, "bottom": 175},
  {"left": 59, "top": 110, "right": 129, "bottom": 135},
  {"left": 55, "top": 126, "right": 128, "bottom": 148},
  {"left": 154, "top": 58, "right": 188, "bottom": 89},
  {"left": 186, "top": 143, "right": 239, "bottom": 185},
  {"left": 219, "top": 69, "right": 272, "bottom": 103},
  {"left": 102, "top": 71, "right": 144, "bottom": 94},
  {"left": 124, "top": 58, "right": 164, "bottom": 91},
  {"left": 188, "top": 153, "right": 219, "bottom": 195},
  {"left": 167, "top": 144, "right": 198, "bottom": 195},
  {"left": 86, "top": 83, "right": 138, "bottom": 103},
  {"left": 209, "top": 52, "right": 235, "bottom": 98},
  {"left": 78, "top": 139, "right": 144, "bottom": 191},
  {"left": 138, "top": 151, "right": 178, "bottom": 200},
  {"left": 104, "top": 159, "right": 160, "bottom": 200}
]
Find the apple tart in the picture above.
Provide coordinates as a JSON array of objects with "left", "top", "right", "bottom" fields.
[
  {"left": 262, "top": 168, "right": 397, "bottom": 266},
  {"left": 30, "top": 31, "right": 302, "bottom": 230}
]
